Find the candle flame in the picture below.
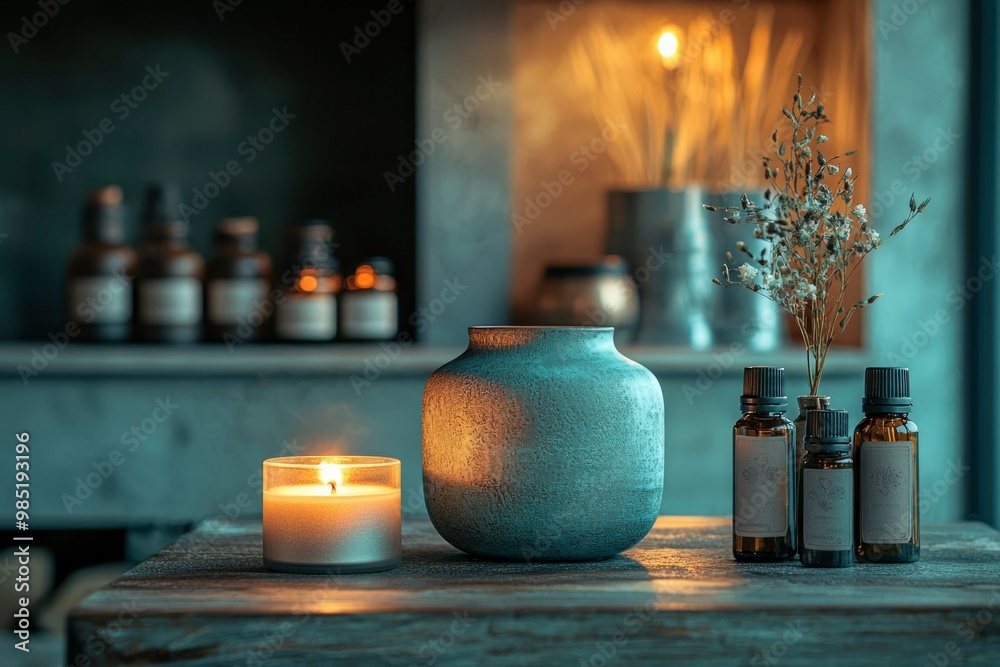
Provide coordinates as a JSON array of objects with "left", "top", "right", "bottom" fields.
[{"left": 319, "top": 460, "right": 343, "bottom": 493}]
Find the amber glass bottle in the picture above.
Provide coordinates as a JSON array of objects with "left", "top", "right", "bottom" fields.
[
  {"left": 204, "top": 217, "right": 272, "bottom": 342},
  {"left": 339, "top": 257, "right": 399, "bottom": 341},
  {"left": 66, "top": 186, "right": 136, "bottom": 342},
  {"left": 794, "top": 395, "right": 830, "bottom": 493},
  {"left": 733, "top": 366, "right": 796, "bottom": 562},
  {"left": 798, "top": 409, "right": 854, "bottom": 568},
  {"left": 274, "top": 220, "right": 340, "bottom": 342},
  {"left": 854, "top": 367, "right": 919, "bottom": 563},
  {"left": 134, "top": 184, "right": 205, "bottom": 343}
]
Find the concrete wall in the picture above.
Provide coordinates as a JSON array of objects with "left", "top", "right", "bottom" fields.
[{"left": 0, "top": 0, "right": 978, "bottom": 530}]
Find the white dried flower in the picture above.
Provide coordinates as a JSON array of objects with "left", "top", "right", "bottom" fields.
[
  {"left": 706, "top": 80, "right": 929, "bottom": 396},
  {"left": 796, "top": 283, "right": 818, "bottom": 300},
  {"left": 738, "top": 263, "right": 759, "bottom": 282}
]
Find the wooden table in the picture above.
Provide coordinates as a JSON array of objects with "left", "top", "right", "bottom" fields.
[{"left": 68, "top": 517, "right": 1000, "bottom": 666}]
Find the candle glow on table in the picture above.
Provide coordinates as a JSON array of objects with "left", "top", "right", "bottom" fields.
[{"left": 263, "top": 456, "right": 401, "bottom": 574}]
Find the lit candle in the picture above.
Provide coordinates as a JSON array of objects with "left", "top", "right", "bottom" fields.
[{"left": 263, "top": 456, "right": 401, "bottom": 574}]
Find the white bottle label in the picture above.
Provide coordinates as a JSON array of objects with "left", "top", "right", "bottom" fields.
[
  {"left": 734, "top": 435, "right": 789, "bottom": 537},
  {"left": 139, "top": 278, "right": 202, "bottom": 326},
  {"left": 802, "top": 467, "right": 853, "bottom": 551},
  {"left": 70, "top": 275, "right": 132, "bottom": 324},
  {"left": 340, "top": 291, "right": 398, "bottom": 340},
  {"left": 276, "top": 294, "right": 336, "bottom": 340},
  {"left": 861, "top": 441, "right": 914, "bottom": 543},
  {"left": 208, "top": 279, "right": 267, "bottom": 325}
]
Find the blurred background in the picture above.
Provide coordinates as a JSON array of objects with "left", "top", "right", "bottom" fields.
[{"left": 0, "top": 0, "right": 997, "bottom": 662}]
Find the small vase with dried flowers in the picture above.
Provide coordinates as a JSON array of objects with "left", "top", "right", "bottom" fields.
[{"left": 705, "top": 76, "right": 929, "bottom": 397}]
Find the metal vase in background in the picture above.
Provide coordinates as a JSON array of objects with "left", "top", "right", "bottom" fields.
[
  {"left": 704, "top": 191, "right": 785, "bottom": 351},
  {"left": 606, "top": 187, "right": 716, "bottom": 348}
]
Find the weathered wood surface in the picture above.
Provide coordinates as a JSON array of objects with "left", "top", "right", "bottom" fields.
[{"left": 68, "top": 517, "right": 1000, "bottom": 666}]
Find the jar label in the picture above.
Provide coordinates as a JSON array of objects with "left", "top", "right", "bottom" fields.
[
  {"left": 70, "top": 275, "right": 132, "bottom": 324},
  {"left": 861, "top": 441, "right": 914, "bottom": 543},
  {"left": 208, "top": 279, "right": 268, "bottom": 325},
  {"left": 276, "top": 294, "right": 336, "bottom": 340},
  {"left": 139, "top": 278, "right": 201, "bottom": 325},
  {"left": 734, "top": 435, "right": 789, "bottom": 537},
  {"left": 802, "top": 467, "right": 853, "bottom": 551},
  {"left": 340, "top": 291, "right": 398, "bottom": 340}
]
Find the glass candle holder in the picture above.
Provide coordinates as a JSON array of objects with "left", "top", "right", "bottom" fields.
[{"left": 263, "top": 456, "right": 401, "bottom": 574}]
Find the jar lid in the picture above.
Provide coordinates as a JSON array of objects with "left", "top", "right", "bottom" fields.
[{"left": 544, "top": 256, "right": 629, "bottom": 278}]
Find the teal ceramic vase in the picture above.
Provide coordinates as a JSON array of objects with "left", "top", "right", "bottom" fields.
[{"left": 422, "top": 326, "right": 664, "bottom": 561}]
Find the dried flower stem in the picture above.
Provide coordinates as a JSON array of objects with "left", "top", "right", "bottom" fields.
[{"left": 705, "top": 76, "right": 929, "bottom": 395}]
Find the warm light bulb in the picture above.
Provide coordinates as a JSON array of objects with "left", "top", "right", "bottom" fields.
[
  {"left": 657, "top": 31, "right": 678, "bottom": 58},
  {"left": 656, "top": 27, "right": 682, "bottom": 69},
  {"left": 319, "top": 461, "right": 343, "bottom": 493}
]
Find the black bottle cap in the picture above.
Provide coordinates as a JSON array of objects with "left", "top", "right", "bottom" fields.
[
  {"left": 287, "top": 219, "right": 336, "bottom": 271},
  {"left": 806, "top": 409, "right": 852, "bottom": 449},
  {"left": 142, "top": 184, "right": 183, "bottom": 227},
  {"left": 863, "top": 367, "right": 912, "bottom": 414},
  {"left": 740, "top": 366, "right": 786, "bottom": 411},
  {"left": 360, "top": 256, "right": 395, "bottom": 276},
  {"left": 82, "top": 186, "right": 126, "bottom": 243}
]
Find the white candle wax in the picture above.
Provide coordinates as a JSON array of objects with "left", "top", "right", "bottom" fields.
[{"left": 263, "top": 483, "right": 401, "bottom": 574}]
